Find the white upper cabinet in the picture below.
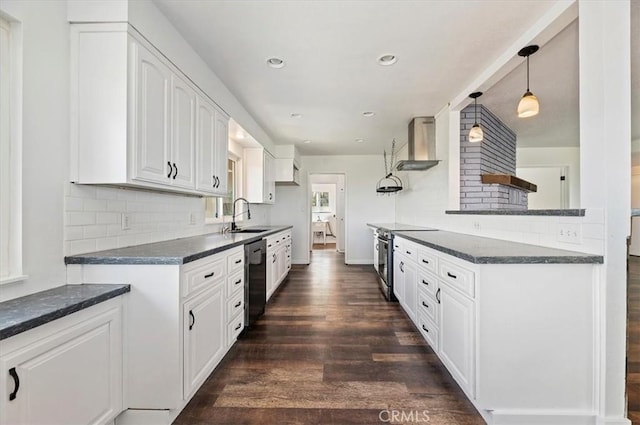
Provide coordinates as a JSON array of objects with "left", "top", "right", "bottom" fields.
[
  {"left": 169, "top": 75, "right": 197, "bottom": 189},
  {"left": 244, "top": 148, "right": 275, "bottom": 204},
  {"left": 196, "top": 97, "right": 228, "bottom": 195},
  {"left": 132, "top": 42, "right": 171, "bottom": 185},
  {"left": 70, "top": 23, "right": 228, "bottom": 196}
]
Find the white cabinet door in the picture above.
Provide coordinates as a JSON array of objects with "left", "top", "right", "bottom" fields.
[
  {"left": 213, "top": 109, "right": 229, "bottom": 195},
  {"left": 401, "top": 259, "right": 418, "bottom": 325},
  {"left": 439, "top": 283, "right": 475, "bottom": 398},
  {"left": 195, "top": 97, "right": 216, "bottom": 194},
  {"left": 170, "top": 75, "right": 196, "bottom": 190},
  {"left": 393, "top": 254, "right": 405, "bottom": 303},
  {"left": 132, "top": 42, "right": 172, "bottom": 185},
  {"left": 0, "top": 306, "right": 122, "bottom": 425},
  {"left": 183, "top": 281, "right": 226, "bottom": 399},
  {"left": 195, "top": 98, "right": 228, "bottom": 196},
  {"left": 264, "top": 150, "right": 275, "bottom": 204}
]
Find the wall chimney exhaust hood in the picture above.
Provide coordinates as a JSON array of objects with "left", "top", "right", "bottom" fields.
[{"left": 395, "top": 117, "right": 440, "bottom": 171}]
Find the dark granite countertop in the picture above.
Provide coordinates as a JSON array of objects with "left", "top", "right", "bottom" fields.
[
  {"left": 394, "top": 230, "right": 603, "bottom": 264},
  {"left": 366, "top": 223, "right": 439, "bottom": 232},
  {"left": 65, "top": 225, "right": 293, "bottom": 265},
  {"left": 632, "top": 209, "right": 640, "bottom": 217},
  {"left": 445, "top": 209, "right": 586, "bottom": 216},
  {"left": 0, "top": 284, "right": 130, "bottom": 340}
]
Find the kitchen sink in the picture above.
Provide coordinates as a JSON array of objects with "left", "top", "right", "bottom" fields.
[{"left": 231, "top": 228, "right": 268, "bottom": 233}]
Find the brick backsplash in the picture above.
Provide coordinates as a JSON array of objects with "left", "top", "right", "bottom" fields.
[
  {"left": 63, "top": 184, "right": 241, "bottom": 255},
  {"left": 460, "top": 104, "right": 528, "bottom": 210}
]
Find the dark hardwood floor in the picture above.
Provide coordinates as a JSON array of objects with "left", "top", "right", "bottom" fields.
[
  {"left": 628, "top": 255, "right": 640, "bottom": 423},
  {"left": 174, "top": 250, "right": 484, "bottom": 425}
]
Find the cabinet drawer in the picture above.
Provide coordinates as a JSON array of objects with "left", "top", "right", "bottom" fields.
[
  {"left": 439, "top": 259, "right": 475, "bottom": 298},
  {"left": 227, "top": 314, "right": 244, "bottom": 346},
  {"left": 266, "top": 233, "right": 284, "bottom": 250},
  {"left": 394, "top": 238, "right": 418, "bottom": 263},
  {"left": 227, "top": 247, "right": 244, "bottom": 275},
  {"left": 183, "top": 257, "right": 225, "bottom": 297},
  {"left": 227, "top": 270, "right": 244, "bottom": 297},
  {"left": 417, "top": 313, "right": 439, "bottom": 351},
  {"left": 417, "top": 268, "right": 438, "bottom": 298},
  {"left": 417, "top": 249, "right": 437, "bottom": 274},
  {"left": 418, "top": 291, "right": 438, "bottom": 325},
  {"left": 227, "top": 291, "right": 244, "bottom": 321}
]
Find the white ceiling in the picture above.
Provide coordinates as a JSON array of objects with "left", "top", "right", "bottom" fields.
[
  {"left": 480, "top": 20, "right": 580, "bottom": 148},
  {"left": 154, "top": 0, "right": 638, "bottom": 157}
]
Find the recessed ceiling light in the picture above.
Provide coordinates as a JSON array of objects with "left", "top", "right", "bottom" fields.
[
  {"left": 377, "top": 54, "right": 397, "bottom": 66},
  {"left": 362, "top": 111, "right": 375, "bottom": 117},
  {"left": 303, "top": 140, "right": 311, "bottom": 144},
  {"left": 266, "top": 57, "right": 285, "bottom": 69},
  {"left": 290, "top": 113, "right": 302, "bottom": 118},
  {"left": 355, "top": 138, "right": 364, "bottom": 143}
]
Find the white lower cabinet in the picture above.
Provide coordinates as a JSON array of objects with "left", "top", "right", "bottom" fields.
[
  {"left": 68, "top": 245, "right": 245, "bottom": 424},
  {"left": 266, "top": 230, "right": 292, "bottom": 301},
  {"left": 438, "top": 283, "right": 475, "bottom": 398},
  {"left": 0, "top": 299, "right": 123, "bottom": 425},
  {"left": 183, "top": 282, "right": 226, "bottom": 399},
  {"left": 393, "top": 235, "right": 598, "bottom": 424}
]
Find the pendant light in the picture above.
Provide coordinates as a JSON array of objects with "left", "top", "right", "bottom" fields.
[
  {"left": 468, "top": 91, "right": 483, "bottom": 143},
  {"left": 517, "top": 45, "right": 540, "bottom": 118}
]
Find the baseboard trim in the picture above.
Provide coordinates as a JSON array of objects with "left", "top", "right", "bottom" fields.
[
  {"left": 488, "top": 410, "right": 597, "bottom": 425},
  {"left": 345, "top": 259, "right": 373, "bottom": 265}
]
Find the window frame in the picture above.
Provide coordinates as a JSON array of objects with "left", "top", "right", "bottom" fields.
[
  {"left": 0, "top": 14, "right": 25, "bottom": 285},
  {"left": 205, "top": 152, "right": 243, "bottom": 225}
]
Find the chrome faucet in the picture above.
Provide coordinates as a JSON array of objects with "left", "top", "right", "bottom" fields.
[{"left": 231, "top": 197, "right": 251, "bottom": 231}]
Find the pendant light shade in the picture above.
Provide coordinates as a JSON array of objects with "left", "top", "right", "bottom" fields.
[
  {"left": 517, "top": 91, "right": 539, "bottom": 118},
  {"left": 469, "top": 123, "right": 484, "bottom": 143},
  {"left": 468, "top": 91, "right": 483, "bottom": 143},
  {"left": 517, "top": 45, "right": 540, "bottom": 118}
]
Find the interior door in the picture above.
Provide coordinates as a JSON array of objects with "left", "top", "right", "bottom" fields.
[{"left": 336, "top": 176, "right": 346, "bottom": 252}]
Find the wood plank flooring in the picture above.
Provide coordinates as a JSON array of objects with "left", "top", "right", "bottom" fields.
[
  {"left": 174, "top": 250, "right": 484, "bottom": 425},
  {"left": 627, "top": 255, "right": 640, "bottom": 423}
]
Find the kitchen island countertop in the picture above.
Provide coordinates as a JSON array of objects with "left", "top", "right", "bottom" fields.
[
  {"left": 65, "top": 225, "right": 292, "bottom": 265},
  {"left": 395, "top": 230, "right": 603, "bottom": 264},
  {"left": 366, "top": 222, "right": 439, "bottom": 232}
]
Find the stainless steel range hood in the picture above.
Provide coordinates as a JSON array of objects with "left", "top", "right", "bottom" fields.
[{"left": 395, "top": 117, "right": 440, "bottom": 171}]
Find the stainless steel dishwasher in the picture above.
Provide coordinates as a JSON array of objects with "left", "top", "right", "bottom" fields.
[{"left": 244, "top": 238, "right": 266, "bottom": 328}]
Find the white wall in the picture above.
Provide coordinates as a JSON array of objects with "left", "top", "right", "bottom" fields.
[
  {"left": 632, "top": 165, "right": 640, "bottom": 209},
  {"left": 271, "top": 172, "right": 309, "bottom": 264},
  {"left": 0, "top": 0, "right": 273, "bottom": 301},
  {"left": 0, "top": 0, "right": 69, "bottom": 302},
  {"left": 303, "top": 155, "right": 395, "bottom": 264},
  {"left": 517, "top": 147, "right": 581, "bottom": 208}
]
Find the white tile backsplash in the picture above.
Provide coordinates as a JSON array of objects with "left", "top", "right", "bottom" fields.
[{"left": 64, "top": 183, "right": 270, "bottom": 256}]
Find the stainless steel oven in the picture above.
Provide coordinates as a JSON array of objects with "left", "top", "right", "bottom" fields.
[{"left": 374, "top": 229, "right": 396, "bottom": 301}]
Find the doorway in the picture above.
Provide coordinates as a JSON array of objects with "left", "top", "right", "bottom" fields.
[{"left": 308, "top": 174, "right": 345, "bottom": 255}]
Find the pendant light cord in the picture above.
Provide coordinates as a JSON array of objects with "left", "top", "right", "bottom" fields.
[
  {"left": 474, "top": 97, "right": 478, "bottom": 124},
  {"left": 526, "top": 55, "right": 530, "bottom": 92}
]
